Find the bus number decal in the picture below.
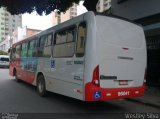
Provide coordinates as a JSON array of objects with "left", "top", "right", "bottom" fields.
[{"left": 118, "top": 91, "right": 130, "bottom": 96}]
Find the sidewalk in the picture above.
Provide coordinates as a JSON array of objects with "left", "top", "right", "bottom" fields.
[{"left": 127, "top": 86, "right": 160, "bottom": 109}]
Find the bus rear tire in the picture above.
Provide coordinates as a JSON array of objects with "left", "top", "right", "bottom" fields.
[{"left": 37, "top": 75, "right": 47, "bottom": 97}]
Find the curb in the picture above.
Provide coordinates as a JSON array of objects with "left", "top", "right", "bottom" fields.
[{"left": 126, "top": 98, "right": 160, "bottom": 109}]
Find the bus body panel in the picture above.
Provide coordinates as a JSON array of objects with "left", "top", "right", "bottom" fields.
[
  {"left": 36, "top": 57, "right": 84, "bottom": 100},
  {"left": 83, "top": 12, "right": 97, "bottom": 87},
  {"left": 96, "top": 16, "right": 146, "bottom": 88},
  {"left": 84, "top": 15, "right": 146, "bottom": 101}
]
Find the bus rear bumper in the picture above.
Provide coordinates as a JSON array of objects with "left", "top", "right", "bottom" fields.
[{"left": 85, "top": 83, "right": 145, "bottom": 101}]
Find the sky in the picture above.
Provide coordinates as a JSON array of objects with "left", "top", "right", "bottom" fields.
[{"left": 22, "top": 1, "right": 87, "bottom": 30}]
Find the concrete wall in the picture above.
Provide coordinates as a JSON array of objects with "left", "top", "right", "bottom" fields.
[{"left": 111, "top": 0, "right": 160, "bottom": 20}]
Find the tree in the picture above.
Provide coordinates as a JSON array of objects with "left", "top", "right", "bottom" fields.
[
  {"left": 0, "top": 50, "right": 8, "bottom": 55},
  {"left": 0, "top": 0, "right": 99, "bottom": 15}
]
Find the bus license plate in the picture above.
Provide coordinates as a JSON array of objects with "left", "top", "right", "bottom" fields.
[
  {"left": 118, "top": 91, "right": 130, "bottom": 96},
  {"left": 119, "top": 80, "right": 128, "bottom": 85}
]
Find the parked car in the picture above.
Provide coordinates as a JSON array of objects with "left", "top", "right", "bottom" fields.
[{"left": 0, "top": 55, "right": 9, "bottom": 68}]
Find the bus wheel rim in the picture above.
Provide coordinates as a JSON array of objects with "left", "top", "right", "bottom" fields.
[{"left": 38, "top": 80, "right": 43, "bottom": 93}]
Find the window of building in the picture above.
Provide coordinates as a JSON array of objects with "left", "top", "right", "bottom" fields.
[
  {"left": 76, "top": 22, "right": 87, "bottom": 57},
  {"left": 1, "top": 17, "right": 4, "bottom": 20},
  {"left": 1, "top": 27, "right": 4, "bottom": 30},
  {"left": 5, "top": 28, "right": 9, "bottom": 31},
  {"left": 53, "top": 26, "right": 76, "bottom": 58},
  {"left": 5, "top": 13, "right": 9, "bottom": 16},
  {"left": 5, "top": 18, "right": 9, "bottom": 21},
  {"left": 1, "top": 37, "right": 4, "bottom": 41},
  {"left": 5, "top": 23, "right": 8, "bottom": 26}
]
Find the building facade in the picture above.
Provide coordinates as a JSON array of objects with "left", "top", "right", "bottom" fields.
[
  {"left": 96, "top": 0, "right": 111, "bottom": 12},
  {"left": 0, "top": 7, "right": 22, "bottom": 42},
  {"left": 52, "top": 4, "right": 77, "bottom": 26},
  {"left": 0, "top": 26, "right": 41, "bottom": 52}
]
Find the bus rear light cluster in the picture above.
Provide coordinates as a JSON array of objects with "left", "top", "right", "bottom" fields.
[{"left": 92, "top": 65, "right": 100, "bottom": 87}]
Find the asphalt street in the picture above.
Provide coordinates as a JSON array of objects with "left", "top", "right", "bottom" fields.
[{"left": 0, "top": 68, "right": 159, "bottom": 118}]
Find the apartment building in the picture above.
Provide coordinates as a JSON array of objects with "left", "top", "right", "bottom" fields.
[
  {"left": 0, "top": 7, "right": 22, "bottom": 42},
  {"left": 52, "top": 4, "right": 77, "bottom": 26},
  {"left": 96, "top": 0, "right": 111, "bottom": 12},
  {"left": 0, "top": 26, "right": 41, "bottom": 52}
]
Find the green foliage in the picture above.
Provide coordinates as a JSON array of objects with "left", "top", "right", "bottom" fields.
[
  {"left": 0, "top": 0, "right": 99, "bottom": 15},
  {"left": 0, "top": 50, "right": 8, "bottom": 55}
]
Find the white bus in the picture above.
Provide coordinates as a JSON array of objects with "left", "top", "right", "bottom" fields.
[{"left": 9, "top": 11, "right": 147, "bottom": 101}]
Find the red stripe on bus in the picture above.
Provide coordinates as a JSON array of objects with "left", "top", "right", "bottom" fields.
[{"left": 85, "top": 82, "right": 145, "bottom": 101}]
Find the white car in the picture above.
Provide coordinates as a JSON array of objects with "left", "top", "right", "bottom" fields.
[{"left": 0, "top": 55, "right": 9, "bottom": 68}]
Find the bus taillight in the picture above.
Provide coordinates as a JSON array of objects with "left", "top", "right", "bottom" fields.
[{"left": 92, "top": 65, "right": 100, "bottom": 87}]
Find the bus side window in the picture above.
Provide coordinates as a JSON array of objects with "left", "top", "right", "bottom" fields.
[
  {"left": 11, "top": 48, "right": 16, "bottom": 61},
  {"left": 15, "top": 45, "right": 21, "bottom": 58},
  {"left": 37, "top": 36, "right": 46, "bottom": 57},
  {"left": 43, "top": 34, "right": 52, "bottom": 57},
  {"left": 76, "top": 22, "right": 87, "bottom": 57},
  {"left": 28, "top": 40, "right": 34, "bottom": 57},
  {"left": 32, "top": 38, "right": 38, "bottom": 57},
  {"left": 21, "top": 43, "right": 28, "bottom": 57},
  {"left": 53, "top": 26, "right": 76, "bottom": 58}
]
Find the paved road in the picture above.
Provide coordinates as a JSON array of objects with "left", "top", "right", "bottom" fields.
[{"left": 0, "top": 68, "right": 159, "bottom": 118}]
